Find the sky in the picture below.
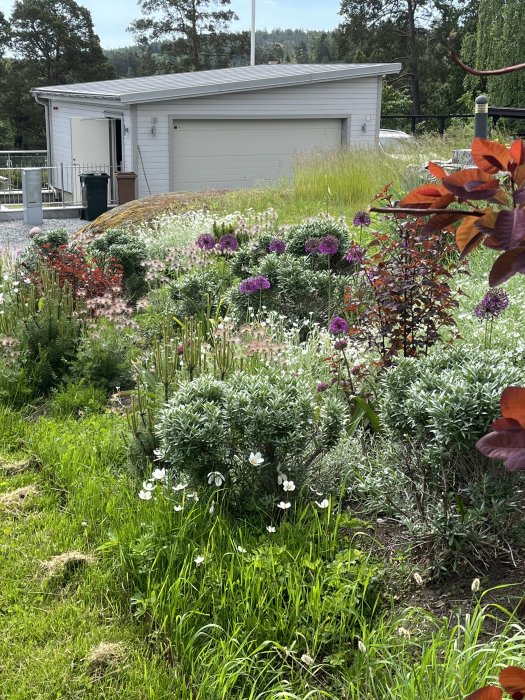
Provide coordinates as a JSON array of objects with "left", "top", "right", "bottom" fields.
[{"left": 0, "top": 0, "right": 342, "bottom": 49}]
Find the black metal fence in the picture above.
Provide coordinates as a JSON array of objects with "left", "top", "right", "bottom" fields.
[{"left": 381, "top": 108, "right": 525, "bottom": 135}]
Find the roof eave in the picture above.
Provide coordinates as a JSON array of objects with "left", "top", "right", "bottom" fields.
[
  {"left": 31, "top": 63, "right": 402, "bottom": 103},
  {"left": 30, "top": 88, "right": 122, "bottom": 101},
  {"left": 120, "top": 64, "right": 402, "bottom": 104}
]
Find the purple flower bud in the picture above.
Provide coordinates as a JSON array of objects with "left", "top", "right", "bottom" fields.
[
  {"left": 218, "top": 234, "right": 239, "bottom": 252},
  {"left": 197, "top": 233, "right": 216, "bottom": 250},
  {"left": 239, "top": 278, "right": 258, "bottom": 294},
  {"left": 474, "top": 289, "right": 509, "bottom": 320},
  {"left": 268, "top": 238, "right": 286, "bottom": 254},
  {"left": 334, "top": 338, "right": 348, "bottom": 350},
  {"left": 305, "top": 238, "right": 320, "bottom": 254},
  {"left": 239, "top": 276, "right": 271, "bottom": 294},
  {"left": 329, "top": 316, "right": 349, "bottom": 335},
  {"left": 318, "top": 235, "right": 340, "bottom": 255},
  {"left": 353, "top": 211, "right": 371, "bottom": 228},
  {"left": 177, "top": 343, "right": 185, "bottom": 355},
  {"left": 345, "top": 243, "right": 366, "bottom": 264},
  {"left": 316, "top": 382, "right": 329, "bottom": 392}
]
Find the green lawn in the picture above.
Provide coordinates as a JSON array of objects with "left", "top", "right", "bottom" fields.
[{"left": 0, "top": 411, "right": 181, "bottom": 699}]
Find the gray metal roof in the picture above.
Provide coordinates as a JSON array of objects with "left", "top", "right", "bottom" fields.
[{"left": 32, "top": 63, "right": 401, "bottom": 104}]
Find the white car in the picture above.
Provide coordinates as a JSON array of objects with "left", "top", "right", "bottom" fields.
[{"left": 379, "top": 128, "right": 416, "bottom": 154}]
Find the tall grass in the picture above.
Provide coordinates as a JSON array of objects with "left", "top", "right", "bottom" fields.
[
  {"left": 207, "top": 132, "right": 478, "bottom": 224},
  {"left": 211, "top": 147, "right": 408, "bottom": 223}
]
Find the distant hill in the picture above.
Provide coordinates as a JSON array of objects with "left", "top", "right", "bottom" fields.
[{"left": 103, "top": 29, "right": 338, "bottom": 78}]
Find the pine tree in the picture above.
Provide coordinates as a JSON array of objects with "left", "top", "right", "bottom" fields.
[{"left": 129, "top": 0, "right": 238, "bottom": 72}]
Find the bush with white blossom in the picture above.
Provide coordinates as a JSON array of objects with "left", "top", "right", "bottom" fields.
[{"left": 155, "top": 368, "right": 349, "bottom": 512}]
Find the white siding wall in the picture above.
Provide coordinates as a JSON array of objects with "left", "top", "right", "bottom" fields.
[
  {"left": 50, "top": 99, "right": 132, "bottom": 170},
  {"left": 135, "top": 76, "right": 381, "bottom": 197}
]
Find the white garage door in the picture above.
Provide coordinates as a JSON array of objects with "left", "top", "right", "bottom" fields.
[{"left": 171, "top": 118, "right": 343, "bottom": 191}]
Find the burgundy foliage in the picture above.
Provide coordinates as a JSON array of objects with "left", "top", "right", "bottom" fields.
[{"left": 345, "top": 189, "right": 461, "bottom": 366}]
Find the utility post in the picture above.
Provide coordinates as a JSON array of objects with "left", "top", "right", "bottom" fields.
[
  {"left": 22, "top": 168, "right": 43, "bottom": 226},
  {"left": 250, "top": 0, "right": 256, "bottom": 66}
]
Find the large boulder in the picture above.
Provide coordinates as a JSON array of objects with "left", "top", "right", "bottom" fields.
[{"left": 75, "top": 190, "right": 228, "bottom": 241}]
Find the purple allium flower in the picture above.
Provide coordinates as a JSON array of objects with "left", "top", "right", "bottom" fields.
[
  {"left": 239, "top": 276, "right": 271, "bottom": 294},
  {"left": 334, "top": 338, "right": 348, "bottom": 350},
  {"left": 239, "top": 278, "right": 258, "bottom": 294},
  {"left": 218, "top": 234, "right": 239, "bottom": 252},
  {"left": 318, "top": 235, "right": 340, "bottom": 255},
  {"left": 474, "top": 289, "right": 510, "bottom": 320},
  {"left": 305, "top": 238, "right": 320, "bottom": 254},
  {"left": 177, "top": 343, "right": 185, "bottom": 355},
  {"left": 345, "top": 242, "right": 366, "bottom": 264},
  {"left": 329, "top": 316, "right": 349, "bottom": 335},
  {"left": 197, "top": 233, "right": 216, "bottom": 250},
  {"left": 316, "top": 382, "right": 330, "bottom": 392},
  {"left": 254, "top": 275, "right": 271, "bottom": 290},
  {"left": 268, "top": 238, "right": 286, "bottom": 254},
  {"left": 353, "top": 210, "right": 371, "bottom": 228}
]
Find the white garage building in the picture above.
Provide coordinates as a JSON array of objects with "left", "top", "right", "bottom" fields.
[{"left": 31, "top": 63, "right": 401, "bottom": 201}]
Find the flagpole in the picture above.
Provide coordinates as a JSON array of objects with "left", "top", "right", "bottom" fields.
[{"left": 250, "top": 0, "right": 256, "bottom": 66}]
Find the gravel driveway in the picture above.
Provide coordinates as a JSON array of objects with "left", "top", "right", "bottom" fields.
[{"left": 0, "top": 218, "right": 83, "bottom": 255}]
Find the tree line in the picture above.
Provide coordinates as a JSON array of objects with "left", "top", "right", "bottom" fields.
[{"left": 0, "top": 0, "right": 524, "bottom": 150}]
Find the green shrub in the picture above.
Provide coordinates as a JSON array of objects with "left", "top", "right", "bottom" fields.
[
  {"left": 16, "top": 280, "right": 82, "bottom": 396},
  {"left": 350, "top": 436, "right": 525, "bottom": 577},
  {"left": 379, "top": 346, "right": 525, "bottom": 454},
  {"left": 49, "top": 381, "right": 108, "bottom": 418},
  {"left": 157, "top": 368, "right": 349, "bottom": 511},
  {"left": 229, "top": 233, "right": 275, "bottom": 277},
  {"left": 0, "top": 356, "right": 33, "bottom": 407},
  {"left": 284, "top": 215, "right": 350, "bottom": 267},
  {"left": 71, "top": 321, "right": 137, "bottom": 393},
  {"left": 87, "top": 228, "right": 147, "bottom": 301},
  {"left": 169, "top": 267, "right": 231, "bottom": 320},
  {"left": 18, "top": 227, "right": 69, "bottom": 272},
  {"left": 227, "top": 253, "right": 351, "bottom": 323}
]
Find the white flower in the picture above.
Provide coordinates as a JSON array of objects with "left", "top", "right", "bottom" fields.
[
  {"left": 266, "top": 525, "right": 276, "bottom": 533},
  {"left": 249, "top": 451, "right": 264, "bottom": 466},
  {"left": 397, "top": 627, "right": 411, "bottom": 639},
  {"left": 357, "top": 640, "right": 367, "bottom": 653},
  {"left": 282, "top": 480, "right": 295, "bottom": 492},
  {"left": 413, "top": 572, "right": 424, "bottom": 586},
  {"left": 207, "top": 471, "right": 225, "bottom": 487},
  {"left": 194, "top": 555, "right": 205, "bottom": 566},
  {"left": 172, "top": 482, "right": 188, "bottom": 492},
  {"left": 173, "top": 504, "right": 183, "bottom": 512},
  {"left": 237, "top": 545, "right": 247, "bottom": 553},
  {"left": 209, "top": 501, "right": 215, "bottom": 514},
  {"left": 81, "top": 521, "right": 88, "bottom": 527},
  {"left": 301, "top": 654, "right": 314, "bottom": 665},
  {"left": 142, "top": 481, "right": 155, "bottom": 491},
  {"left": 139, "top": 489, "right": 152, "bottom": 500},
  {"left": 471, "top": 577, "right": 481, "bottom": 593},
  {"left": 315, "top": 499, "right": 329, "bottom": 509},
  {"left": 277, "top": 473, "right": 288, "bottom": 485},
  {"left": 152, "top": 468, "right": 166, "bottom": 481},
  {"left": 277, "top": 501, "right": 291, "bottom": 510}
]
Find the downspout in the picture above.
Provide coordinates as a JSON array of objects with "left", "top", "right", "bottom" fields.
[{"left": 32, "top": 92, "right": 52, "bottom": 166}]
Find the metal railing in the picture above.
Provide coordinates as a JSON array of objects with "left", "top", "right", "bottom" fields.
[
  {"left": 0, "top": 150, "right": 48, "bottom": 168},
  {"left": 0, "top": 163, "right": 118, "bottom": 210}
]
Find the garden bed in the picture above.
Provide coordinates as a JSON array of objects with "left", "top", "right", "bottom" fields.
[{"left": 1, "top": 137, "right": 525, "bottom": 699}]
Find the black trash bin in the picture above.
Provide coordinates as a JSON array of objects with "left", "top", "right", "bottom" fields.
[{"left": 79, "top": 172, "right": 110, "bottom": 221}]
